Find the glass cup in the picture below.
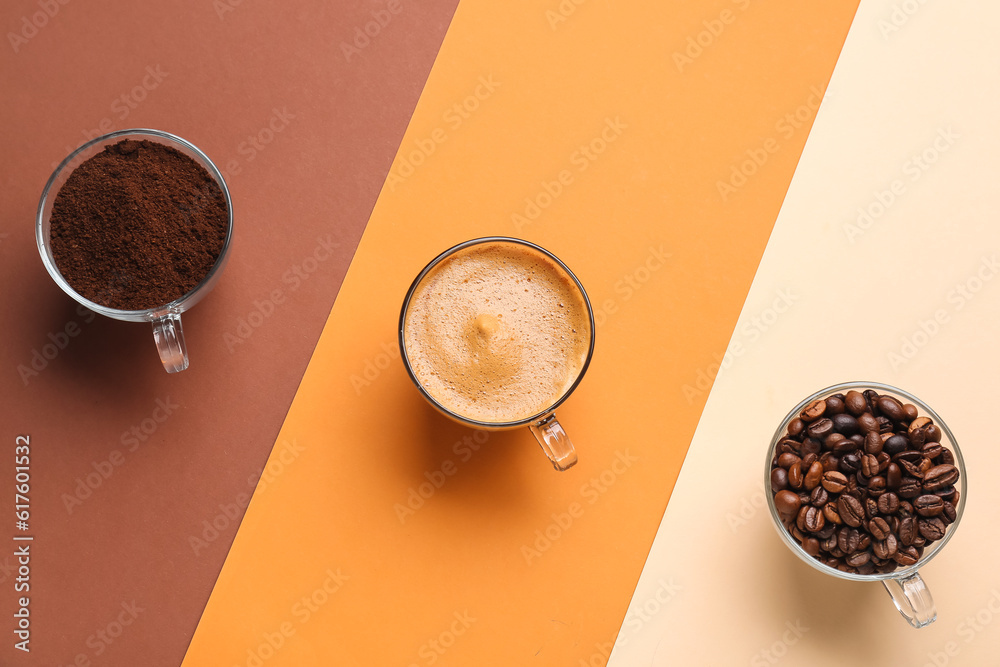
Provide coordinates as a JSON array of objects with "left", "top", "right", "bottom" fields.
[
  {"left": 765, "top": 381, "right": 966, "bottom": 628},
  {"left": 398, "top": 237, "right": 595, "bottom": 471},
  {"left": 36, "top": 128, "right": 234, "bottom": 373}
]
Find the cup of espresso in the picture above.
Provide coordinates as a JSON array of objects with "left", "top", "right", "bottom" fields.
[
  {"left": 399, "top": 237, "right": 595, "bottom": 471},
  {"left": 765, "top": 381, "right": 966, "bottom": 628}
]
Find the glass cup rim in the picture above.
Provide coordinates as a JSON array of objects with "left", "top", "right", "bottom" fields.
[
  {"left": 765, "top": 380, "right": 966, "bottom": 582},
  {"left": 398, "top": 236, "right": 596, "bottom": 429},
  {"left": 35, "top": 128, "right": 234, "bottom": 320}
]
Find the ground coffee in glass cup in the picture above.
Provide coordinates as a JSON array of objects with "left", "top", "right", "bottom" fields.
[
  {"left": 36, "top": 128, "right": 233, "bottom": 373},
  {"left": 765, "top": 381, "right": 966, "bottom": 628},
  {"left": 399, "top": 237, "right": 595, "bottom": 471}
]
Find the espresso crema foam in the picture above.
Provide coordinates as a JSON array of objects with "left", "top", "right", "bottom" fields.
[{"left": 403, "top": 242, "right": 591, "bottom": 423}]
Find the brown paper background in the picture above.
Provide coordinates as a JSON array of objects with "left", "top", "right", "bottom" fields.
[{"left": 0, "top": 0, "right": 458, "bottom": 664}]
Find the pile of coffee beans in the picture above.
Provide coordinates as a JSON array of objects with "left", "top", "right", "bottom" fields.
[{"left": 769, "top": 388, "right": 960, "bottom": 575}]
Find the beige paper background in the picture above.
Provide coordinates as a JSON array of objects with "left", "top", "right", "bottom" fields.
[{"left": 610, "top": 0, "right": 1000, "bottom": 665}]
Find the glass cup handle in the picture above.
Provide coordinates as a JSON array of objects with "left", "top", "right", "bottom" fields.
[
  {"left": 529, "top": 414, "right": 578, "bottom": 471},
  {"left": 152, "top": 313, "right": 189, "bottom": 373},
  {"left": 883, "top": 571, "right": 937, "bottom": 628}
]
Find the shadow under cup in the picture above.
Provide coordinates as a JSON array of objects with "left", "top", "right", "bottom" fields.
[
  {"left": 36, "top": 128, "right": 234, "bottom": 373},
  {"left": 398, "top": 237, "right": 595, "bottom": 471},
  {"left": 765, "top": 381, "right": 966, "bottom": 628}
]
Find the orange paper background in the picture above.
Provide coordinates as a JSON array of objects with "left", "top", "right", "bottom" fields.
[{"left": 183, "top": 1, "right": 860, "bottom": 664}]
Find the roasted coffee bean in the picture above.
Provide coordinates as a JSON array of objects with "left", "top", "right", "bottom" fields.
[
  {"left": 941, "top": 501, "right": 957, "bottom": 525},
  {"left": 898, "top": 477, "right": 922, "bottom": 499},
  {"left": 865, "top": 497, "right": 879, "bottom": 521},
  {"left": 845, "top": 391, "right": 867, "bottom": 416},
  {"left": 810, "top": 486, "right": 829, "bottom": 507},
  {"left": 923, "top": 464, "right": 959, "bottom": 491},
  {"left": 800, "top": 399, "right": 827, "bottom": 422},
  {"left": 912, "top": 535, "right": 927, "bottom": 549},
  {"left": 903, "top": 403, "right": 919, "bottom": 421},
  {"left": 823, "top": 502, "right": 842, "bottom": 525},
  {"left": 833, "top": 437, "right": 859, "bottom": 455},
  {"left": 801, "top": 452, "right": 818, "bottom": 469},
  {"left": 801, "top": 438, "right": 822, "bottom": 456},
  {"left": 857, "top": 561, "right": 876, "bottom": 575},
  {"left": 864, "top": 431, "right": 884, "bottom": 455},
  {"left": 825, "top": 432, "right": 846, "bottom": 450},
  {"left": 777, "top": 452, "right": 801, "bottom": 469},
  {"left": 820, "top": 452, "right": 839, "bottom": 473},
  {"left": 940, "top": 448, "right": 955, "bottom": 466},
  {"left": 914, "top": 495, "right": 944, "bottom": 517},
  {"left": 877, "top": 395, "right": 906, "bottom": 422},
  {"left": 799, "top": 492, "right": 811, "bottom": 505},
  {"left": 831, "top": 413, "right": 860, "bottom": 436},
  {"left": 804, "top": 461, "right": 824, "bottom": 490},
  {"left": 771, "top": 467, "right": 789, "bottom": 491},
  {"left": 899, "top": 458, "right": 925, "bottom": 479},
  {"left": 787, "top": 417, "right": 806, "bottom": 438},
  {"left": 876, "top": 416, "right": 894, "bottom": 433},
  {"left": 816, "top": 523, "right": 836, "bottom": 540},
  {"left": 918, "top": 517, "right": 946, "bottom": 541},
  {"left": 868, "top": 476, "right": 886, "bottom": 496},
  {"left": 863, "top": 389, "right": 881, "bottom": 413},
  {"left": 840, "top": 452, "right": 862, "bottom": 474},
  {"left": 869, "top": 517, "right": 891, "bottom": 541},
  {"left": 886, "top": 463, "right": 902, "bottom": 489},
  {"left": 821, "top": 471, "right": 849, "bottom": 493},
  {"left": 878, "top": 492, "right": 900, "bottom": 515},
  {"left": 899, "top": 500, "right": 914, "bottom": 516},
  {"left": 898, "top": 516, "right": 917, "bottom": 546},
  {"left": 803, "top": 537, "right": 821, "bottom": 556},
  {"left": 858, "top": 412, "right": 879, "bottom": 433},
  {"left": 787, "top": 463, "right": 804, "bottom": 489},
  {"left": 807, "top": 418, "right": 834, "bottom": 440},
  {"left": 774, "top": 490, "right": 801, "bottom": 516},
  {"left": 838, "top": 495, "right": 864, "bottom": 528},
  {"left": 894, "top": 545, "right": 920, "bottom": 566},
  {"left": 791, "top": 525, "right": 805, "bottom": 542},
  {"left": 877, "top": 560, "right": 899, "bottom": 574},
  {"left": 861, "top": 454, "right": 880, "bottom": 478},
  {"left": 822, "top": 535, "right": 839, "bottom": 552},
  {"left": 826, "top": 396, "right": 846, "bottom": 415},
  {"left": 845, "top": 550, "right": 871, "bottom": 567},
  {"left": 796, "top": 506, "right": 810, "bottom": 531},
  {"left": 803, "top": 506, "right": 825, "bottom": 532},
  {"left": 838, "top": 527, "right": 861, "bottom": 554},
  {"left": 921, "top": 441, "right": 944, "bottom": 460},
  {"left": 925, "top": 424, "right": 942, "bottom": 443},
  {"left": 873, "top": 534, "right": 898, "bottom": 559},
  {"left": 883, "top": 434, "right": 909, "bottom": 456}
]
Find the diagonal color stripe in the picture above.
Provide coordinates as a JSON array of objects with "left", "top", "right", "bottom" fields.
[{"left": 182, "top": 1, "right": 859, "bottom": 665}]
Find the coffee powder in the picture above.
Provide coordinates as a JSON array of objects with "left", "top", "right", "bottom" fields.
[{"left": 49, "top": 139, "right": 229, "bottom": 311}]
